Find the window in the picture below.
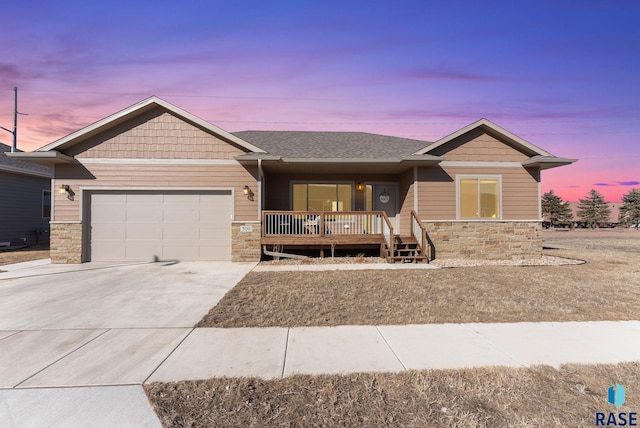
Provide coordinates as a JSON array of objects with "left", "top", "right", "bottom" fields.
[
  {"left": 42, "top": 190, "right": 51, "bottom": 218},
  {"left": 458, "top": 176, "right": 500, "bottom": 219},
  {"left": 292, "top": 183, "right": 352, "bottom": 211}
]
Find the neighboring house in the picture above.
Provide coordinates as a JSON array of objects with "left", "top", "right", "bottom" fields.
[
  {"left": 9, "top": 97, "right": 575, "bottom": 263},
  {"left": 0, "top": 143, "right": 52, "bottom": 247}
]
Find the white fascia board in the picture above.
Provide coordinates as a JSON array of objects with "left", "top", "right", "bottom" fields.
[{"left": 5, "top": 151, "right": 75, "bottom": 164}]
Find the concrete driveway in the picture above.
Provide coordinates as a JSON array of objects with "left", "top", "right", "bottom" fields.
[
  {"left": 0, "top": 260, "right": 256, "bottom": 427},
  {"left": 0, "top": 260, "right": 255, "bottom": 329}
]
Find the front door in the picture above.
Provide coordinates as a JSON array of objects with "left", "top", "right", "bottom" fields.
[{"left": 366, "top": 183, "right": 399, "bottom": 233}]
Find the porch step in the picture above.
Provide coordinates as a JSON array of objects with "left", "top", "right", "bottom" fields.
[{"left": 387, "top": 235, "right": 427, "bottom": 263}]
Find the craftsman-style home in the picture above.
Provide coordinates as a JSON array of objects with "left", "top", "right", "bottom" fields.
[{"left": 9, "top": 97, "right": 575, "bottom": 263}]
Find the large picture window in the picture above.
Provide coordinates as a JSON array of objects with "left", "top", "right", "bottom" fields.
[
  {"left": 292, "top": 183, "right": 352, "bottom": 211},
  {"left": 458, "top": 176, "right": 501, "bottom": 219}
]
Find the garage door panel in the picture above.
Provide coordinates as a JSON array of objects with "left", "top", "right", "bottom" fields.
[
  {"left": 91, "top": 240, "right": 126, "bottom": 260},
  {"left": 92, "top": 224, "right": 126, "bottom": 240},
  {"left": 127, "top": 205, "right": 163, "bottom": 221},
  {"left": 127, "top": 194, "right": 163, "bottom": 204},
  {"left": 93, "top": 194, "right": 126, "bottom": 204},
  {"left": 162, "top": 244, "right": 199, "bottom": 260},
  {"left": 89, "top": 191, "right": 232, "bottom": 261},
  {"left": 91, "top": 204, "right": 126, "bottom": 221},
  {"left": 163, "top": 207, "right": 199, "bottom": 222},
  {"left": 163, "top": 224, "right": 199, "bottom": 240},
  {"left": 126, "top": 241, "right": 163, "bottom": 260},
  {"left": 126, "top": 222, "right": 162, "bottom": 240}
]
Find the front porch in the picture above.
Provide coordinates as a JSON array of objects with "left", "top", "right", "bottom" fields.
[{"left": 261, "top": 210, "right": 431, "bottom": 263}]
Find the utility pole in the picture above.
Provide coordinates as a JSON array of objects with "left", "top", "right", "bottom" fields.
[{"left": 0, "top": 87, "right": 18, "bottom": 152}]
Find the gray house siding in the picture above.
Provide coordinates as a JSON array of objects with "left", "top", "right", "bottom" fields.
[{"left": 0, "top": 170, "right": 51, "bottom": 246}]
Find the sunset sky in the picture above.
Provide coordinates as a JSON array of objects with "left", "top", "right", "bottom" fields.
[{"left": 1, "top": 0, "right": 638, "bottom": 202}]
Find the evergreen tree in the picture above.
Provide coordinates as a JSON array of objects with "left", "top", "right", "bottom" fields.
[
  {"left": 577, "top": 189, "right": 611, "bottom": 228},
  {"left": 541, "top": 190, "right": 572, "bottom": 227},
  {"left": 618, "top": 188, "right": 640, "bottom": 227}
]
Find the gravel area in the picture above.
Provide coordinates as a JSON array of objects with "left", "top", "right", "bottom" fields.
[
  {"left": 429, "top": 254, "right": 585, "bottom": 268},
  {"left": 260, "top": 254, "right": 584, "bottom": 268}
]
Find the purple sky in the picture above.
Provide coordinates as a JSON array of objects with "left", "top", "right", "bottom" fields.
[{"left": 1, "top": 0, "right": 638, "bottom": 201}]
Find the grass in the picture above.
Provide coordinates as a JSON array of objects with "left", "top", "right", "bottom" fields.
[
  {"left": 197, "top": 235, "right": 640, "bottom": 327},
  {"left": 149, "top": 232, "right": 640, "bottom": 427},
  {"left": 0, "top": 246, "right": 49, "bottom": 267},
  {"left": 145, "top": 362, "right": 640, "bottom": 427}
]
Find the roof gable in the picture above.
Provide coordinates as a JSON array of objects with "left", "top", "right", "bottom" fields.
[
  {"left": 37, "top": 96, "right": 265, "bottom": 155},
  {"left": 414, "top": 118, "right": 554, "bottom": 157}
]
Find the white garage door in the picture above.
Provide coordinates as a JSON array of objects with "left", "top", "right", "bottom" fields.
[{"left": 88, "top": 191, "right": 232, "bottom": 261}]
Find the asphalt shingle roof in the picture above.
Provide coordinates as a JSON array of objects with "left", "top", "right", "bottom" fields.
[
  {"left": 232, "top": 131, "right": 432, "bottom": 159},
  {"left": 0, "top": 143, "right": 53, "bottom": 176}
]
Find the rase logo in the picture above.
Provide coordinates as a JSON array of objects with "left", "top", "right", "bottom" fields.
[{"left": 595, "top": 384, "right": 637, "bottom": 426}]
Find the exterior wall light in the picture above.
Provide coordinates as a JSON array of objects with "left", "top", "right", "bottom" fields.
[
  {"left": 59, "top": 184, "right": 74, "bottom": 200},
  {"left": 356, "top": 182, "right": 364, "bottom": 191},
  {"left": 243, "top": 185, "right": 254, "bottom": 201}
]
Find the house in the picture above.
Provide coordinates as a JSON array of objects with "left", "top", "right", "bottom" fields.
[
  {"left": 8, "top": 97, "right": 575, "bottom": 263},
  {"left": 0, "top": 142, "right": 52, "bottom": 248}
]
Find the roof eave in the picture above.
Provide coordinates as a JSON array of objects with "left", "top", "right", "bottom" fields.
[
  {"left": 522, "top": 156, "right": 578, "bottom": 170},
  {"left": 6, "top": 151, "right": 76, "bottom": 165},
  {"left": 259, "top": 156, "right": 442, "bottom": 164}
]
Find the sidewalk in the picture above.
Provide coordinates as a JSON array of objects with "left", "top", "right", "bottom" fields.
[
  {"left": 148, "top": 320, "right": 640, "bottom": 381},
  {"left": 2, "top": 320, "right": 640, "bottom": 426},
  {"left": 3, "top": 321, "right": 639, "bottom": 388}
]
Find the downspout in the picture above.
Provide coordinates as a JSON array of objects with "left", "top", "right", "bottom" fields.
[
  {"left": 537, "top": 168, "right": 542, "bottom": 221},
  {"left": 258, "top": 159, "right": 264, "bottom": 213}
]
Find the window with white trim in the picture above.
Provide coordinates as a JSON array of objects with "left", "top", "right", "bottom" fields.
[{"left": 457, "top": 176, "right": 501, "bottom": 219}]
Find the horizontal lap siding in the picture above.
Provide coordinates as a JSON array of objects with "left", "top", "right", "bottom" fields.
[
  {"left": 0, "top": 171, "right": 51, "bottom": 244},
  {"left": 418, "top": 166, "right": 539, "bottom": 220},
  {"left": 53, "top": 163, "right": 259, "bottom": 222}
]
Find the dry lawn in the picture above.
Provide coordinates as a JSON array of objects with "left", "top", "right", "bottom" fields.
[
  {"left": 145, "top": 362, "right": 640, "bottom": 427},
  {"left": 151, "top": 231, "right": 640, "bottom": 427},
  {"left": 198, "top": 230, "right": 640, "bottom": 327},
  {"left": 0, "top": 246, "right": 49, "bottom": 267}
]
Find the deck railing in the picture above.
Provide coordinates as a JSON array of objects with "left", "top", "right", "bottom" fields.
[
  {"left": 410, "top": 210, "right": 427, "bottom": 260},
  {"left": 262, "top": 211, "right": 392, "bottom": 237},
  {"left": 262, "top": 210, "right": 400, "bottom": 260}
]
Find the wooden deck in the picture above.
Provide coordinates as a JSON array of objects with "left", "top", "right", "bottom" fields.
[{"left": 261, "top": 210, "right": 431, "bottom": 262}]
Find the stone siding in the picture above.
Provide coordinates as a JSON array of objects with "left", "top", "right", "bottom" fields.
[
  {"left": 50, "top": 223, "right": 83, "bottom": 264},
  {"left": 232, "top": 222, "right": 261, "bottom": 262},
  {"left": 424, "top": 221, "right": 542, "bottom": 260}
]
